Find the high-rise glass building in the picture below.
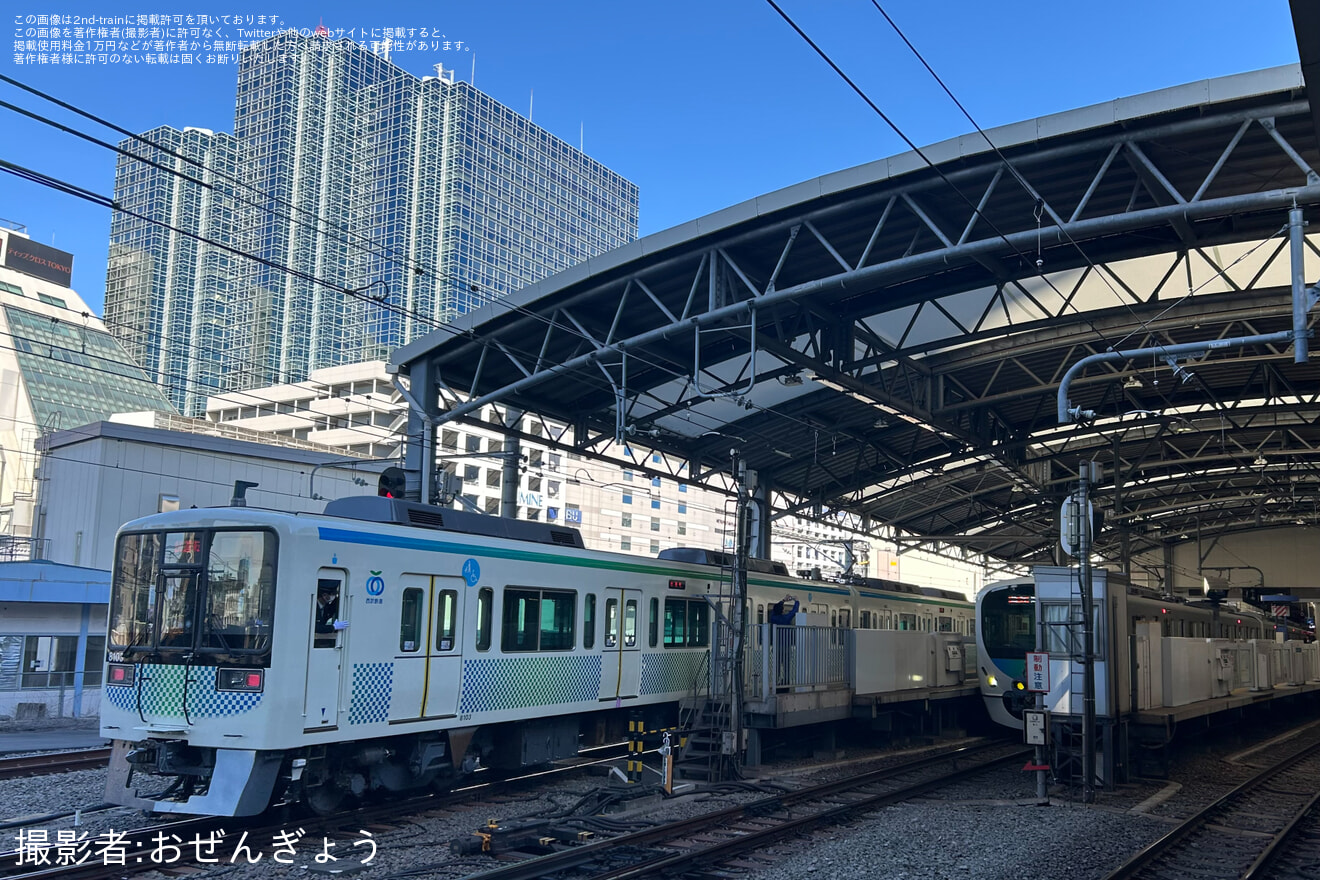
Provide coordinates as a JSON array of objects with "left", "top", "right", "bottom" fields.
[{"left": 107, "top": 32, "right": 639, "bottom": 415}]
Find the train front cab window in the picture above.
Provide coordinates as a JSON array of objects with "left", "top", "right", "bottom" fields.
[{"left": 109, "top": 528, "right": 277, "bottom": 666}]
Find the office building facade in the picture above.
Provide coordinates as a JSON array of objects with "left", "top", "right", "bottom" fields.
[{"left": 107, "top": 32, "right": 639, "bottom": 415}]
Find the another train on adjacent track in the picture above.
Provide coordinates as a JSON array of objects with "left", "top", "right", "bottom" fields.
[
  {"left": 101, "top": 494, "right": 973, "bottom": 816},
  {"left": 975, "top": 567, "right": 1276, "bottom": 730}
]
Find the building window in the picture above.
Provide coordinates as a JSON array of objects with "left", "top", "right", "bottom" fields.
[
  {"left": 651, "top": 498, "right": 660, "bottom": 510},
  {"left": 622, "top": 469, "right": 633, "bottom": 482},
  {"left": 649, "top": 539, "right": 659, "bottom": 554},
  {"left": 678, "top": 522, "right": 687, "bottom": 536},
  {"left": 15, "top": 635, "right": 105, "bottom": 688},
  {"left": 650, "top": 518, "right": 660, "bottom": 532},
  {"left": 620, "top": 537, "right": 631, "bottom": 551},
  {"left": 622, "top": 492, "right": 632, "bottom": 504},
  {"left": 621, "top": 513, "right": 632, "bottom": 528},
  {"left": 679, "top": 483, "right": 687, "bottom": 493},
  {"left": 466, "top": 435, "right": 482, "bottom": 453},
  {"left": 651, "top": 476, "right": 660, "bottom": 488},
  {"left": 678, "top": 502, "right": 687, "bottom": 514}
]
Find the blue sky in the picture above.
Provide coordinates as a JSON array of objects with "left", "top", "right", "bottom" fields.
[{"left": 0, "top": 0, "right": 1302, "bottom": 312}]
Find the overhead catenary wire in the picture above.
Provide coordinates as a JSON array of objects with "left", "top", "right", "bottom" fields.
[
  {"left": 0, "top": 72, "right": 433, "bottom": 279},
  {"left": 0, "top": 72, "right": 898, "bottom": 460},
  {"left": 866, "top": 1, "right": 1305, "bottom": 379},
  {"left": 0, "top": 94, "right": 755, "bottom": 452}
]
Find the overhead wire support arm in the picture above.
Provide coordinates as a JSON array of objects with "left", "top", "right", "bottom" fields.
[{"left": 1058, "top": 207, "right": 1318, "bottom": 424}]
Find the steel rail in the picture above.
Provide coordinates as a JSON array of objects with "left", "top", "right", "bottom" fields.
[
  {"left": 1102, "top": 738, "right": 1320, "bottom": 880},
  {"left": 0, "top": 749, "right": 111, "bottom": 781},
  {"left": 1238, "top": 789, "right": 1320, "bottom": 880},
  {"left": 452, "top": 741, "right": 1030, "bottom": 880}
]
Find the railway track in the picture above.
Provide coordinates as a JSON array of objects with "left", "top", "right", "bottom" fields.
[
  {"left": 0, "top": 749, "right": 111, "bottom": 781},
  {"left": 0, "top": 743, "right": 632, "bottom": 880},
  {"left": 447, "top": 740, "right": 1030, "bottom": 880},
  {"left": 1104, "top": 737, "right": 1320, "bottom": 880}
]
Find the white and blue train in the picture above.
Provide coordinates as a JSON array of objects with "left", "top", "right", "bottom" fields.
[
  {"left": 101, "top": 494, "right": 972, "bottom": 816},
  {"left": 975, "top": 567, "right": 1275, "bottom": 730}
]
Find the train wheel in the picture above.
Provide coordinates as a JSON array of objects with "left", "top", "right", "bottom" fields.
[
  {"left": 304, "top": 781, "right": 344, "bottom": 816},
  {"left": 302, "top": 767, "right": 346, "bottom": 816}
]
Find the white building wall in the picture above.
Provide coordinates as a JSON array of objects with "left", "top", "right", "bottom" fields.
[
  {"left": 40, "top": 426, "right": 380, "bottom": 571},
  {"left": 0, "top": 601, "right": 106, "bottom": 719}
]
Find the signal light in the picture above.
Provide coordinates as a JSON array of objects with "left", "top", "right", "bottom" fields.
[
  {"left": 1014, "top": 680, "right": 1026, "bottom": 691},
  {"left": 378, "top": 466, "right": 407, "bottom": 499}
]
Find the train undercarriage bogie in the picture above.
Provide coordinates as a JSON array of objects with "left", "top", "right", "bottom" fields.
[{"left": 293, "top": 732, "right": 461, "bottom": 815}]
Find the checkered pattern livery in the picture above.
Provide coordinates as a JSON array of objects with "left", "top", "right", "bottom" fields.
[
  {"left": 348, "top": 663, "right": 393, "bottom": 725},
  {"left": 459, "top": 655, "right": 602, "bottom": 714},
  {"left": 640, "top": 651, "right": 709, "bottom": 695},
  {"left": 102, "top": 664, "right": 263, "bottom": 717}
]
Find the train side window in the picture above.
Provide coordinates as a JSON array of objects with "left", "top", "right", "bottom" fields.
[
  {"left": 838, "top": 608, "right": 851, "bottom": 628},
  {"left": 540, "top": 590, "right": 576, "bottom": 651},
  {"left": 502, "top": 588, "right": 574, "bottom": 652},
  {"left": 689, "top": 600, "right": 709, "bottom": 647},
  {"left": 400, "top": 588, "right": 423, "bottom": 652},
  {"left": 502, "top": 589, "right": 539, "bottom": 651},
  {"left": 937, "top": 616, "right": 953, "bottom": 632},
  {"left": 435, "top": 590, "right": 457, "bottom": 652},
  {"left": 664, "top": 598, "right": 686, "bottom": 646},
  {"left": 584, "top": 594, "right": 596, "bottom": 650},
  {"left": 830, "top": 609, "right": 837, "bottom": 627},
  {"left": 757, "top": 604, "right": 764, "bottom": 625},
  {"left": 624, "top": 600, "right": 638, "bottom": 648},
  {"left": 476, "top": 588, "right": 492, "bottom": 651},
  {"left": 649, "top": 598, "right": 659, "bottom": 647},
  {"left": 899, "top": 613, "right": 916, "bottom": 631},
  {"left": 605, "top": 598, "right": 619, "bottom": 648}
]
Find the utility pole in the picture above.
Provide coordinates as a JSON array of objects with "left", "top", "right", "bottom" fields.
[{"left": 1078, "top": 461, "right": 1098, "bottom": 804}]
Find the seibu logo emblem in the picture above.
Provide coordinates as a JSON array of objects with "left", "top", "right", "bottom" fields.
[{"left": 365, "top": 570, "right": 385, "bottom": 604}]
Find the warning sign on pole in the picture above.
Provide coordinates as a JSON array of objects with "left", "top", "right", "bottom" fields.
[{"left": 1026, "top": 652, "right": 1050, "bottom": 693}]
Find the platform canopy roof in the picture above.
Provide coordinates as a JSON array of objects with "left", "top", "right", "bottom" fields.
[{"left": 393, "top": 65, "right": 1320, "bottom": 582}]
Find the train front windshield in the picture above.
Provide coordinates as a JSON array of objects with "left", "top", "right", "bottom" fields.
[
  {"left": 980, "top": 583, "right": 1035, "bottom": 679},
  {"left": 109, "top": 529, "right": 277, "bottom": 664}
]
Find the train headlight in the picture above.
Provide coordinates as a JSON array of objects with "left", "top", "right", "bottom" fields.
[
  {"left": 107, "top": 663, "right": 135, "bottom": 687},
  {"left": 216, "top": 668, "right": 265, "bottom": 693},
  {"left": 987, "top": 675, "right": 998, "bottom": 688}
]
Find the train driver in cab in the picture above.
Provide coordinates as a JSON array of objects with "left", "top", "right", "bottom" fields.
[{"left": 315, "top": 581, "right": 350, "bottom": 641}]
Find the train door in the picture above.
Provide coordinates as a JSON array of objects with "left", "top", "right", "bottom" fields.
[
  {"left": 423, "top": 576, "right": 464, "bottom": 717},
  {"left": 600, "top": 588, "right": 641, "bottom": 702},
  {"left": 392, "top": 574, "right": 465, "bottom": 721},
  {"left": 304, "top": 569, "right": 346, "bottom": 731}
]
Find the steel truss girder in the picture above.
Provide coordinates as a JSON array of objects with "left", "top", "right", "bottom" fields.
[{"left": 395, "top": 93, "right": 1320, "bottom": 565}]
